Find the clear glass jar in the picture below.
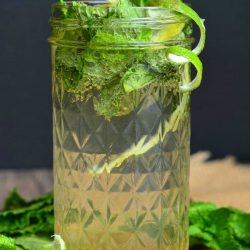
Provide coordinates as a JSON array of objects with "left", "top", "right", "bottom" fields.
[{"left": 50, "top": 2, "right": 194, "bottom": 250}]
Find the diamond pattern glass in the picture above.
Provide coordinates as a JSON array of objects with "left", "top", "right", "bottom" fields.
[{"left": 53, "top": 72, "right": 190, "bottom": 250}]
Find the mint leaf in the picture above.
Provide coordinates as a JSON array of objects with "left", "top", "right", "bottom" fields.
[
  {"left": 3, "top": 189, "right": 27, "bottom": 211},
  {"left": 189, "top": 202, "right": 219, "bottom": 249},
  {"left": 15, "top": 236, "right": 52, "bottom": 250},
  {"left": 0, "top": 235, "right": 16, "bottom": 250},
  {"left": 209, "top": 208, "right": 240, "bottom": 250},
  {"left": 122, "top": 63, "right": 155, "bottom": 92},
  {"left": 190, "top": 202, "right": 250, "bottom": 250},
  {"left": 229, "top": 212, "right": 250, "bottom": 245},
  {"left": 93, "top": 83, "right": 133, "bottom": 120},
  {"left": 0, "top": 193, "right": 54, "bottom": 237}
]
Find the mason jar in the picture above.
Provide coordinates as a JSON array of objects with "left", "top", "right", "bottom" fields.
[{"left": 49, "top": 2, "right": 201, "bottom": 249}]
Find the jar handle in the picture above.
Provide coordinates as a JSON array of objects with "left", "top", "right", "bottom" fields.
[
  {"left": 164, "top": 0, "right": 206, "bottom": 56},
  {"left": 167, "top": 46, "right": 203, "bottom": 92}
]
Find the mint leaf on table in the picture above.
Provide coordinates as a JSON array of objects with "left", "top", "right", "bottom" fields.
[
  {"left": 0, "top": 192, "right": 54, "bottom": 237},
  {"left": 189, "top": 202, "right": 219, "bottom": 249},
  {"left": 3, "top": 189, "right": 28, "bottom": 211},
  {"left": 15, "top": 236, "right": 52, "bottom": 250},
  {"left": 209, "top": 208, "right": 242, "bottom": 250},
  {"left": 0, "top": 235, "right": 56, "bottom": 250},
  {"left": 0, "top": 234, "right": 58, "bottom": 250},
  {"left": 189, "top": 202, "right": 250, "bottom": 250},
  {"left": 230, "top": 213, "right": 250, "bottom": 245},
  {"left": 0, "top": 235, "right": 16, "bottom": 250}
]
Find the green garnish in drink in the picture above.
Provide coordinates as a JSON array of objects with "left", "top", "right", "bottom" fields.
[{"left": 52, "top": 0, "right": 205, "bottom": 119}]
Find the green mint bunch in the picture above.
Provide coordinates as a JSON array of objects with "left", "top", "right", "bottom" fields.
[
  {"left": 0, "top": 190, "right": 59, "bottom": 250},
  {"left": 55, "top": 0, "right": 205, "bottom": 120},
  {"left": 53, "top": 5, "right": 183, "bottom": 119},
  {"left": 0, "top": 190, "right": 54, "bottom": 236},
  {"left": 0, "top": 235, "right": 16, "bottom": 250},
  {"left": 53, "top": 0, "right": 205, "bottom": 120},
  {"left": 190, "top": 202, "right": 250, "bottom": 250}
]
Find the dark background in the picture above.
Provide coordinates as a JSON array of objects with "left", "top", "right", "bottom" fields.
[{"left": 0, "top": 0, "right": 249, "bottom": 169}]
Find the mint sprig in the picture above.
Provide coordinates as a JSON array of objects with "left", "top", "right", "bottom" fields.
[
  {"left": 190, "top": 202, "right": 250, "bottom": 250},
  {"left": 0, "top": 190, "right": 54, "bottom": 236}
]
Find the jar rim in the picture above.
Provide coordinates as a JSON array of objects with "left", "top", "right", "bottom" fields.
[
  {"left": 49, "top": 1, "right": 192, "bottom": 48},
  {"left": 51, "top": 2, "right": 189, "bottom": 25}
]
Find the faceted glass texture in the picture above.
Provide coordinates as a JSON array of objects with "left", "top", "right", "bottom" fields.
[{"left": 53, "top": 58, "right": 191, "bottom": 249}]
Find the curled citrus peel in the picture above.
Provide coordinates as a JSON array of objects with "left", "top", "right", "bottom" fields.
[
  {"left": 162, "top": 0, "right": 205, "bottom": 92},
  {"left": 163, "top": 0, "right": 206, "bottom": 56},
  {"left": 168, "top": 46, "right": 203, "bottom": 92}
]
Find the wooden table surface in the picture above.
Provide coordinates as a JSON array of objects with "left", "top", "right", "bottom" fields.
[{"left": 1, "top": 152, "right": 250, "bottom": 211}]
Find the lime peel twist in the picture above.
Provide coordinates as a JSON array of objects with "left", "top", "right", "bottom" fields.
[
  {"left": 164, "top": 0, "right": 206, "bottom": 57},
  {"left": 168, "top": 46, "right": 203, "bottom": 92},
  {"left": 164, "top": 0, "right": 205, "bottom": 92}
]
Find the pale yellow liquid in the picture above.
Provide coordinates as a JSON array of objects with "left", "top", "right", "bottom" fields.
[{"left": 53, "top": 87, "right": 190, "bottom": 250}]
